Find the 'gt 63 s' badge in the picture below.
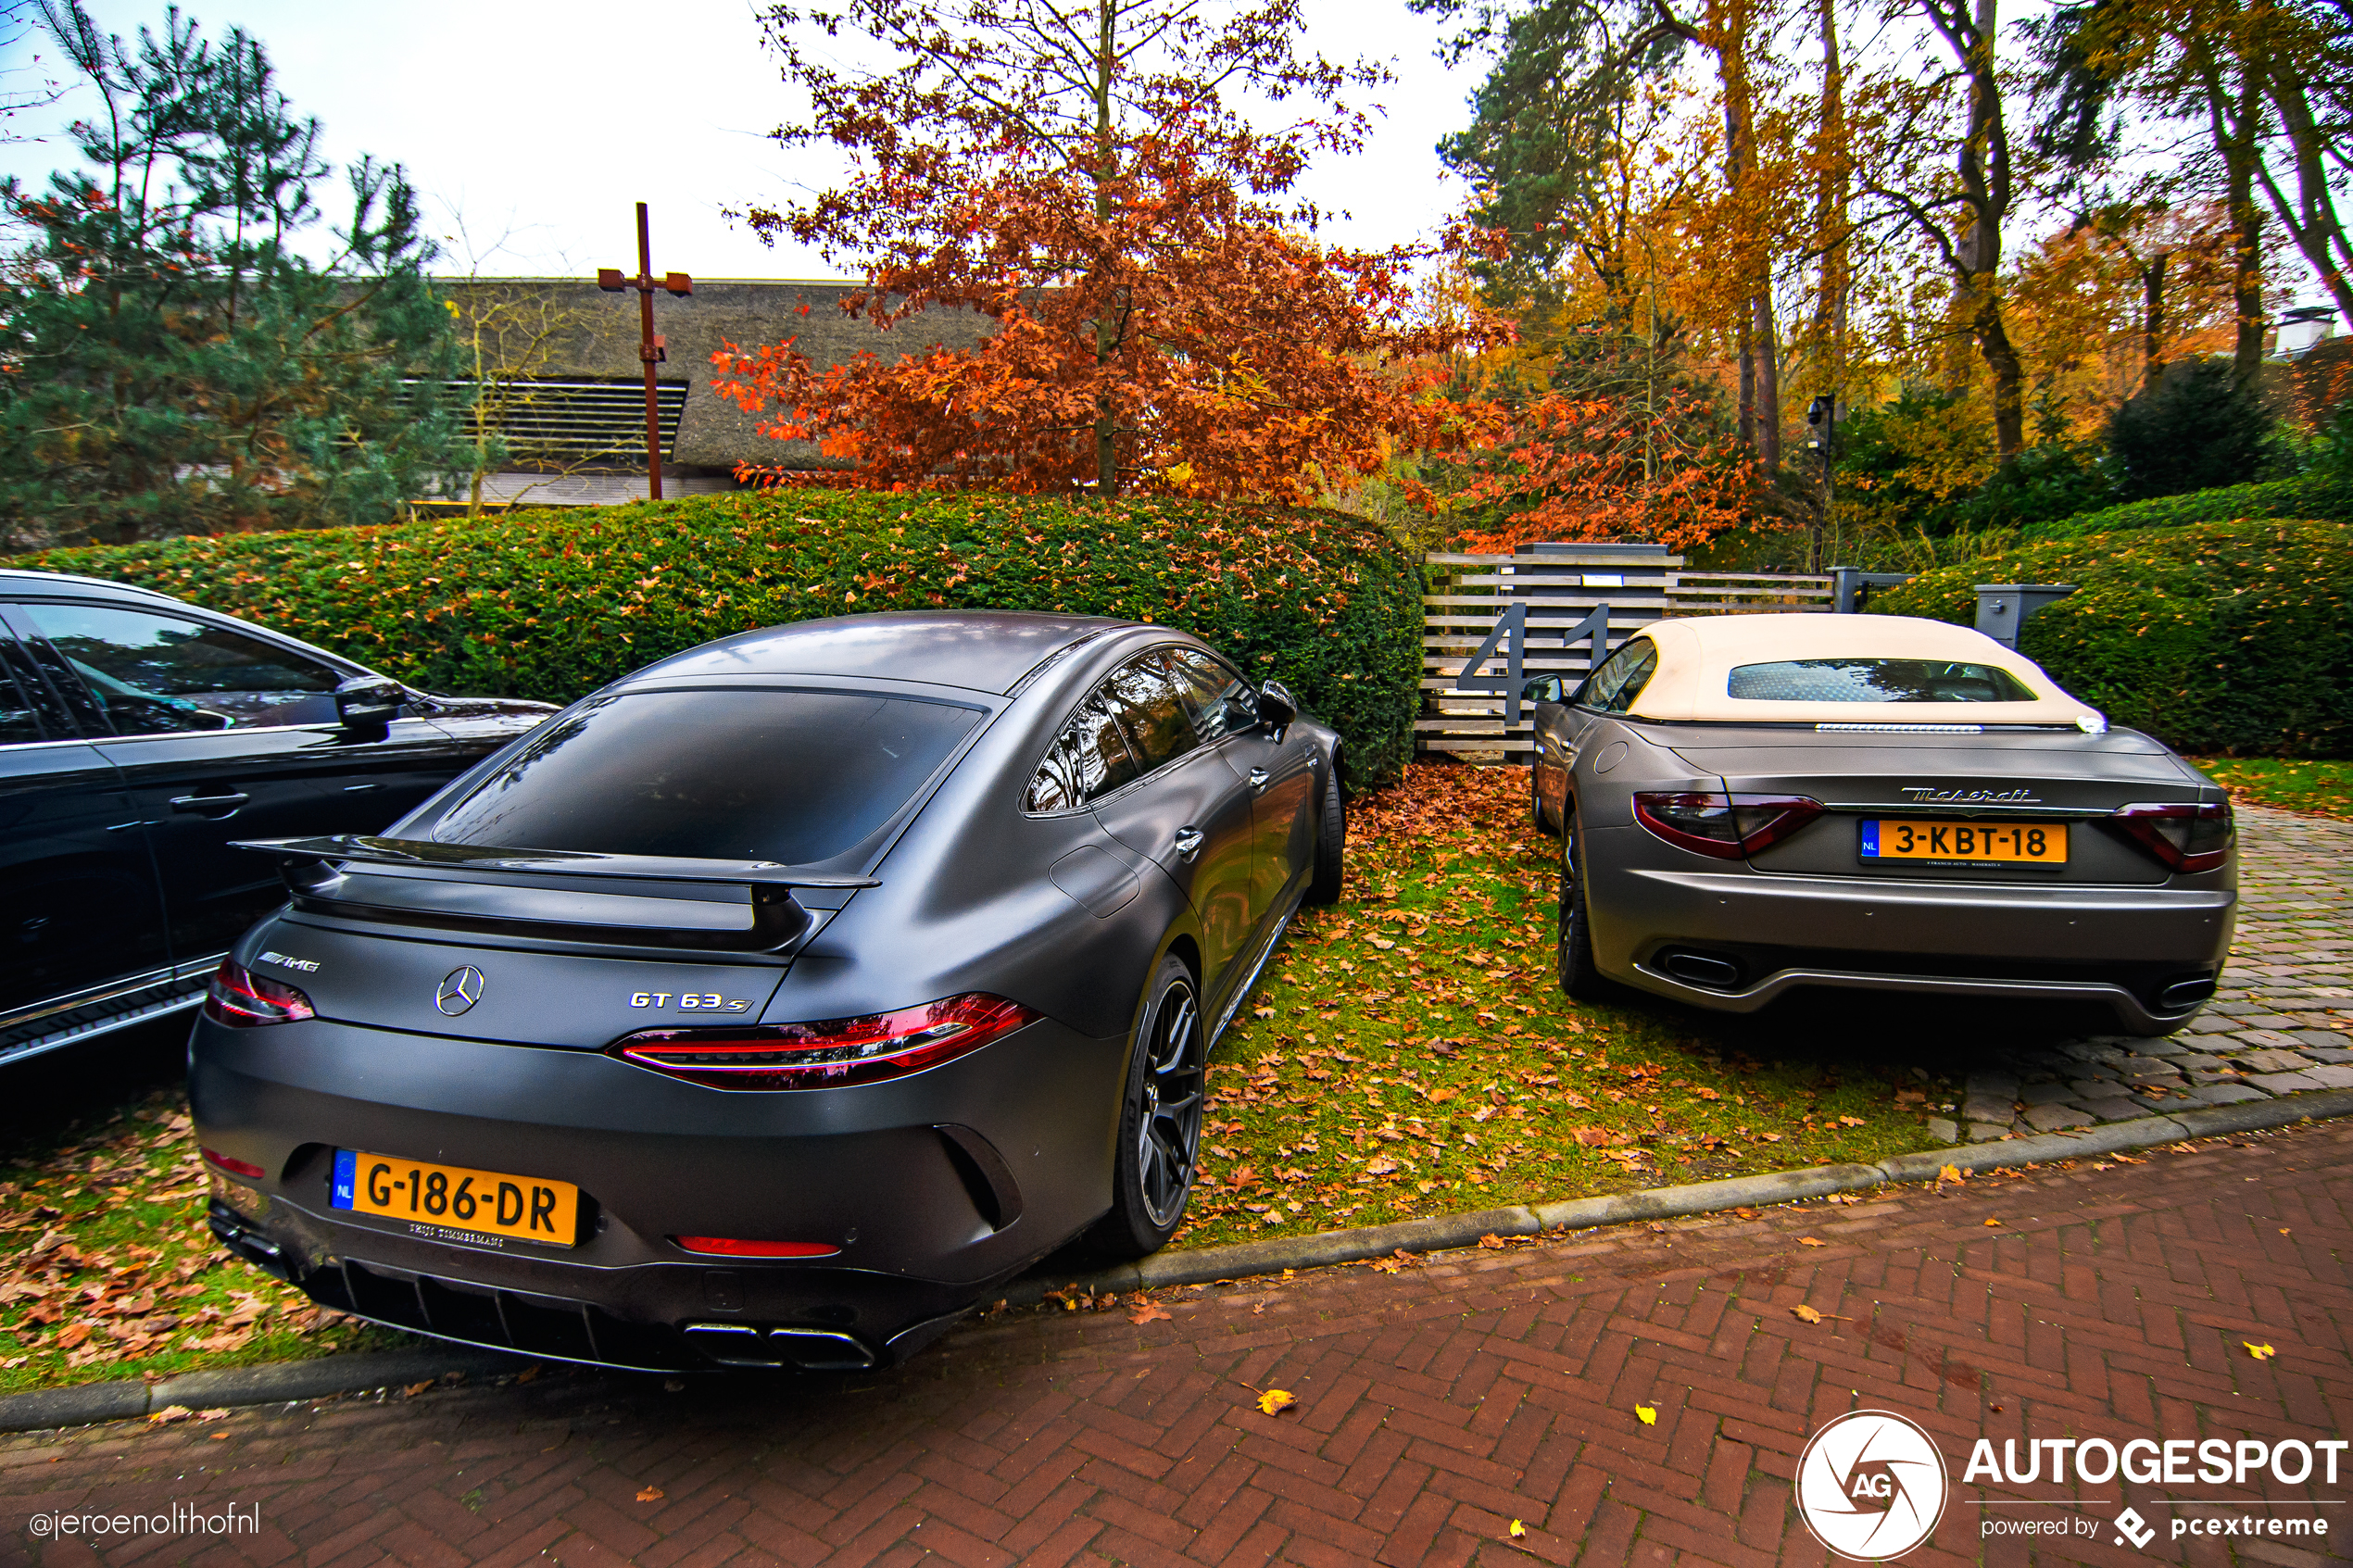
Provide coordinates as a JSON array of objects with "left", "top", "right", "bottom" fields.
[{"left": 1794, "top": 1410, "right": 1948, "bottom": 1560}]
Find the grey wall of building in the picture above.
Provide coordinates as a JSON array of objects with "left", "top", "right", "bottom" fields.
[{"left": 440, "top": 278, "right": 997, "bottom": 474}]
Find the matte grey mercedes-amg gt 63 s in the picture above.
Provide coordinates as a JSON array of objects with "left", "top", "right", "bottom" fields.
[
  {"left": 1526, "top": 613, "right": 2234, "bottom": 1036},
  {"left": 189, "top": 613, "right": 1345, "bottom": 1372}
]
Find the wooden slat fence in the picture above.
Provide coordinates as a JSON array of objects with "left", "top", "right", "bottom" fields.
[{"left": 1418, "top": 548, "right": 1834, "bottom": 759}]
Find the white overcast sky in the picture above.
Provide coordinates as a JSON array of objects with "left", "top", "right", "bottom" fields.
[{"left": 0, "top": 0, "right": 1485, "bottom": 281}]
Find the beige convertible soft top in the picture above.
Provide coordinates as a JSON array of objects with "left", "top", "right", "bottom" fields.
[{"left": 1622, "top": 612, "right": 2101, "bottom": 724}]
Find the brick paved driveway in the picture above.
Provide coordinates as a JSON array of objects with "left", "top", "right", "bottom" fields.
[{"left": 8, "top": 1118, "right": 2350, "bottom": 1567}]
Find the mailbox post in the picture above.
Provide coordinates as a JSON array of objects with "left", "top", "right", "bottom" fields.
[
  {"left": 1831, "top": 567, "right": 1918, "bottom": 614},
  {"left": 1974, "top": 583, "right": 2077, "bottom": 648}
]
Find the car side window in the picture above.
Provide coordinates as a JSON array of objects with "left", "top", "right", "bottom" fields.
[
  {"left": 0, "top": 647, "right": 43, "bottom": 746},
  {"left": 1103, "top": 653, "right": 1204, "bottom": 774},
  {"left": 1024, "top": 686, "right": 1141, "bottom": 813},
  {"left": 16, "top": 603, "right": 342, "bottom": 734},
  {"left": 1579, "top": 638, "right": 1658, "bottom": 715},
  {"left": 1164, "top": 647, "right": 1257, "bottom": 743}
]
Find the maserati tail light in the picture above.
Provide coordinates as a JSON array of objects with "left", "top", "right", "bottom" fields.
[
  {"left": 2108, "top": 800, "right": 2233, "bottom": 873},
  {"left": 1634, "top": 792, "right": 1826, "bottom": 859},
  {"left": 203, "top": 958, "right": 316, "bottom": 1027},
  {"left": 610, "top": 994, "right": 1039, "bottom": 1090}
]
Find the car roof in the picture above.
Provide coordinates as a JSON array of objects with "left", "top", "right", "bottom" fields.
[
  {"left": 0, "top": 568, "right": 191, "bottom": 607},
  {"left": 621, "top": 610, "right": 1130, "bottom": 696},
  {"left": 1625, "top": 612, "right": 2099, "bottom": 723}
]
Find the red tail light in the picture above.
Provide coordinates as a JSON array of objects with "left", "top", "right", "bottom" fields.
[
  {"left": 672, "top": 1236, "right": 842, "bottom": 1259},
  {"left": 203, "top": 958, "right": 316, "bottom": 1028},
  {"left": 1634, "top": 792, "right": 1825, "bottom": 859},
  {"left": 2108, "top": 800, "right": 2233, "bottom": 873},
  {"left": 201, "top": 1147, "right": 265, "bottom": 1180},
  {"left": 610, "top": 993, "right": 1039, "bottom": 1090}
]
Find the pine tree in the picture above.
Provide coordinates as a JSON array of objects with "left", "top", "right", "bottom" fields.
[{"left": 0, "top": 2, "right": 470, "bottom": 548}]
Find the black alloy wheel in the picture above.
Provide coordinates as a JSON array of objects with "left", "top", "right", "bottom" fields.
[
  {"left": 1557, "top": 819, "right": 1609, "bottom": 1000},
  {"left": 1088, "top": 954, "right": 1207, "bottom": 1258}
]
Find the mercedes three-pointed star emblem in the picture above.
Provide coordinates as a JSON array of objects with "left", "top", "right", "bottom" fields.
[{"left": 434, "top": 966, "right": 486, "bottom": 1016}]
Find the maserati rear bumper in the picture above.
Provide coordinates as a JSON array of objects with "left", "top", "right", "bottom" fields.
[{"left": 1585, "top": 832, "right": 2236, "bottom": 1032}]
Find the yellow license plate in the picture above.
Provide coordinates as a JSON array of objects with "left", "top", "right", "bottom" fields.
[
  {"left": 1862, "top": 818, "right": 2068, "bottom": 865},
  {"left": 331, "top": 1149, "right": 579, "bottom": 1247}
]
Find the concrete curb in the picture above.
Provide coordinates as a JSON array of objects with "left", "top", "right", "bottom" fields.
[
  {"left": 0, "top": 1346, "right": 530, "bottom": 1435},
  {"left": 1002, "top": 1089, "right": 2353, "bottom": 1305},
  {"left": 6, "top": 1088, "right": 2349, "bottom": 1434}
]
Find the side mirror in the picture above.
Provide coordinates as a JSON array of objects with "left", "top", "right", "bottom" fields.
[
  {"left": 1256, "top": 679, "right": 1300, "bottom": 734},
  {"left": 1521, "top": 676, "right": 1566, "bottom": 705},
  {"left": 333, "top": 675, "right": 405, "bottom": 737}
]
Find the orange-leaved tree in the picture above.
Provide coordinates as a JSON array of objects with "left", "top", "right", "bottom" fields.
[
  {"left": 714, "top": 0, "right": 1492, "bottom": 499},
  {"left": 1424, "top": 388, "right": 1755, "bottom": 553}
]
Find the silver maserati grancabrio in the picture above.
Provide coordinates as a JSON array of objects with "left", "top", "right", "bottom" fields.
[{"left": 1525, "top": 613, "right": 2235, "bottom": 1035}]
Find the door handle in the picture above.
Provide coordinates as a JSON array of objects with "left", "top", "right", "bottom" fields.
[
  {"left": 168, "top": 792, "right": 250, "bottom": 816},
  {"left": 1247, "top": 768, "right": 1270, "bottom": 792},
  {"left": 1173, "top": 826, "right": 1204, "bottom": 862}
]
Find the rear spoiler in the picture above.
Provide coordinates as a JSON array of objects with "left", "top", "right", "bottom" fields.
[{"left": 233, "top": 835, "right": 875, "bottom": 952}]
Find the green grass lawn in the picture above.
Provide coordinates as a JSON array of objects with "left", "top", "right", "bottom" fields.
[
  {"left": 2193, "top": 757, "right": 2353, "bottom": 820},
  {"left": 0, "top": 1094, "right": 408, "bottom": 1395},
  {"left": 1165, "top": 763, "right": 1952, "bottom": 1248},
  {"left": 0, "top": 763, "right": 1967, "bottom": 1392}
]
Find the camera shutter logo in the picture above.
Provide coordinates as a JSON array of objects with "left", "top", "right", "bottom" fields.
[
  {"left": 1795, "top": 1410, "right": 1949, "bottom": 1560},
  {"left": 434, "top": 967, "right": 486, "bottom": 1016}
]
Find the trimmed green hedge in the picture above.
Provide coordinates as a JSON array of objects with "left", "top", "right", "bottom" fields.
[
  {"left": 18, "top": 491, "right": 1426, "bottom": 788},
  {"left": 2021, "top": 476, "right": 2353, "bottom": 541},
  {"left": 1869, "top": 519, "right": 2352, "bottom": 757}
]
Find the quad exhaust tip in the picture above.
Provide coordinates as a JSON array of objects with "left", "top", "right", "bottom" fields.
[{"left": 682, "top": 1323, "right": 878, "bottom": 1372}]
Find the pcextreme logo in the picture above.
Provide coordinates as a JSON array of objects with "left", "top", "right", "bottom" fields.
[{"left": 1795, "top": 1411, "right": 1950, "bottom": 1561}]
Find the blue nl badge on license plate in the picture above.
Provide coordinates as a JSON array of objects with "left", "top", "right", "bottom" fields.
[
  {"left": 1859, "top": 820, "right": 1881, "bottom": 858},
  {"left": 331, "top": 1148, "right": 357, "bottom": 1209}
]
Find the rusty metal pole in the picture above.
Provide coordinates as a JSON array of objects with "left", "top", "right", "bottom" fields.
[
  {"left": 635, "top": 204, "right": 662, "bottom": 501},
  {"left": 599, "top": 205, "right": 692, "bottom": 503}
]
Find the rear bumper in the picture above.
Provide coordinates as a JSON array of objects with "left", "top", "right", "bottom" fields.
[
  {"left": 190, "top": 1011, "right": 1125, "bottom": 1368},
  {"left": 1586, "top": 830, "right": 2235, "bottom": 1030}
]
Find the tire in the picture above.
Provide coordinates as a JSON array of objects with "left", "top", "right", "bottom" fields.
[
  {"left": 1529, "top": 762, "right": 1556, "bottom": 835},
  {"left": 1085, "top": 954, "right": 1208, "bottom": 1260},
  {"left": 1557, "top": 819, "right": 1611, "bottom": 1001},
  {"left": 1305, "top": 759, "right": 1345, "bottom": 906}
]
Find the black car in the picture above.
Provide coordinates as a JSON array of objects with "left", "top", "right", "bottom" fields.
[
  {"left": 0, "top": 569, "right": 552, "bottom": 1065},
  {"left": 189, "top": 611, "right": 1344, "bottom": 1372}
]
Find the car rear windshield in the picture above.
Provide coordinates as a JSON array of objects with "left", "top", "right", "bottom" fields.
[
  {"left": 433, "top": 689, "right": 983, "bottom": 865},
  {"left": 1727, "top": 659, "right": 2038, "bottom": 703}
]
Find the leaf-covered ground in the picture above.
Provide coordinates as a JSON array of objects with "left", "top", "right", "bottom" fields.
[
  {"left": 2194, "top": 757, "right": 2353, "bottom": 821},
  {"left": 0, "top": 763, "right": 1969, "bottom": 1389},
  {"left": 0, "top": 1094, "right": 403, "bottom": 1394},
  {"left": 1168, "top": 763, "right": 1956, "bottom": 1248}
]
